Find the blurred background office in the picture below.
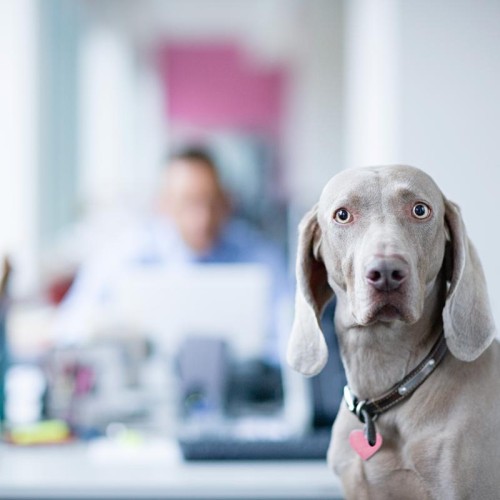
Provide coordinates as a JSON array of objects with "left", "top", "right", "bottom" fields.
[
  {"left": 0, "top": 0, "right": 350, "bottom": 453},
  {"left": 0, "top": 0, "right": 500, "bottom": 494},
  {"left": 3, "top": 0, "right": 500, "bottom": 310}
]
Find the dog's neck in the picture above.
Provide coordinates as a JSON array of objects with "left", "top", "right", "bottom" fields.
[{"left": 334, "top": 275, "right": 447, "bottom": 400}]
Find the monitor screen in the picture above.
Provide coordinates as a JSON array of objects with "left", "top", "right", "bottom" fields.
[{"left": 110, "top": 263, "right": 272, "bottom": 359}]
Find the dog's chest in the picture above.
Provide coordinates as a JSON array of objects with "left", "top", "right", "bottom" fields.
[
  {"left": 329, "top": 409, "right": 433, "bottom": 497},
  {"left": 330, "top": 435, "right": 432, "bottom": 498}
]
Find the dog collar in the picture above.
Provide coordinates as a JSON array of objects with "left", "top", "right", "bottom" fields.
[{"left": 344, "top": 332, "right": 448, "bottom": 447}]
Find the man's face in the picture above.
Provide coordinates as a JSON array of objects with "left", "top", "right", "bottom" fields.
[{"left": 159, "top": 159, "right": 229, "bottom": 254}]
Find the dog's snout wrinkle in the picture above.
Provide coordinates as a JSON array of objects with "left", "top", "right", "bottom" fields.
[{"left": 365, "top": 256, "right": 409, "bottom": 291}]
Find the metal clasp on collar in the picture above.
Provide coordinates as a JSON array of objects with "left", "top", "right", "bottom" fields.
[
  {"left": 344, "top": 386, "right": 371, "bottom": 422},
  {"left": 344, "top": 385, "right": 377, "bottom": 446},
  {"left": 344, "top": 385, "right": 357, "bottom": 413}
]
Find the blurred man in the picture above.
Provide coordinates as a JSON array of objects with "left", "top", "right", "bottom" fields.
[
  {"left": 157, "top": 149, "right": 230, "bottom": 259},
  {"left": 54, "top": 147, "right": 289, "bottom": 359}
]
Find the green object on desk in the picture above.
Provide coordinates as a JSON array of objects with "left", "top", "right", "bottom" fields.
[{"left": 8, "top": 420, "right": 72, "bottom": 446}]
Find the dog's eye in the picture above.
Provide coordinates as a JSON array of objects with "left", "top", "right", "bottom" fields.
[
  {"left": 412, "top": 203, "right": 431, "bottom": 219},
  {"left": 334, "top": 208, "right": 352, "bottom": 224}
]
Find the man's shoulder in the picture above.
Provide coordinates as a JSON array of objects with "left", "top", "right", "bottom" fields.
[{"left": 222, "top": 219, "right": 282, "bottom": 262}]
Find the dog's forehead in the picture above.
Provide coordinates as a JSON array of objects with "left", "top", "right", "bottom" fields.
[{"left": 319, "top": 165, "right": 443, "bottom": 209}]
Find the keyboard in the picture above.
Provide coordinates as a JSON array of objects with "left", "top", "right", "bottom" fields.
[{"left": 178, "top": 429, "right": 331, "bottom": 461}]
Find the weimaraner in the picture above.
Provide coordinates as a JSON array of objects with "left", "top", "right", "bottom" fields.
[{"left": 288, "top": 165, "right": 499, "bottom": 499}]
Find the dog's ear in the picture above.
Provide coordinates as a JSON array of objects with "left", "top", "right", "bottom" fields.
[
  {"left": 443, "top": 199, "right": 496, "bottom": 361},
  {"left": 287, "top": 204, "right": 334, "bottom": 376}
]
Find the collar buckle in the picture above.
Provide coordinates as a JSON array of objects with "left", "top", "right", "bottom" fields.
[{"left": 343, "top": 385, "right": 357, "bottom": 413}]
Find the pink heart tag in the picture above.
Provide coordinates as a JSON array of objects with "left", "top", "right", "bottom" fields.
[{"left": 349, "top": 429, "right": 383, "bottom": 461}]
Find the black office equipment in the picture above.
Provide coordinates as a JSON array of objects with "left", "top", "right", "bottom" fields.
[
  {"left": 177, "top": 336, "right": 230, "bottom": 416},
  {"left": 178, "top": 300, "right": 345, "bottom": 461},
  {"left": 311, "top": 300, "right": 346, "bottom": 428},
  {"left": 178, "top": 428, "right": 331, "bottom": 461}
]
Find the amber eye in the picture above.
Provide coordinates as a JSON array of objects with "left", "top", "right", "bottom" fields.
[
  {"left": 412, "top": 202, "right": 431, "bottom": 219},
  {"left": 334, "top": 208, "right": 352, "bottom": 224}
]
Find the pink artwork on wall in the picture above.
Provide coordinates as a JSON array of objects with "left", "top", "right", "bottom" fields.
[{"left": 157, "top": 42, "right": 287, "bottom": 138}]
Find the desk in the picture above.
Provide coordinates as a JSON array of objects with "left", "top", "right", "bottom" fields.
[{"left": 0, "top": 443, "right": 344, "bottom": 499}]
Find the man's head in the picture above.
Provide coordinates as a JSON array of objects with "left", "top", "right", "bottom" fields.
[{"left": 158, "top": 147, "right": 230, "bottom": 254}]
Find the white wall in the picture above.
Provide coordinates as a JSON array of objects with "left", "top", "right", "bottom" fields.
[
  {"left": 343, "top": 0, "right": 400, "bottom": 167},
  {"left": 78, "top": 26, "right": 167, "bottom": 212},
  {"left": 0, "top": 0, "right": 39, "bottom": 296},
  {"left": 79, "top": 29, "right": 137, "bottom": 208},
  {"left": 398, "top": 0, "right": 500, "bottom": 328},
  {"left": 286, "top": 0, "right": 345, "bottom": 208}
]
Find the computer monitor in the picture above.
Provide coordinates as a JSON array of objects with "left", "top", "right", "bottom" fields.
[{"left": 110, "top": 263, "right": 272, "bottom": 360}]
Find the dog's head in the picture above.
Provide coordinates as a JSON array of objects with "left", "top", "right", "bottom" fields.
[{"left": 287, "top": 165, "right": 496, "bottom": 376}]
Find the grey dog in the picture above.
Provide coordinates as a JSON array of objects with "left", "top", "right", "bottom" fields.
[{"left": 288, "top": 165, "right": 499, "bottom": 499}]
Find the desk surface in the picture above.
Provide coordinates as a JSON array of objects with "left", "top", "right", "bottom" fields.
[{"left": 0, "top": 442, "right": 344, "bottom": 499}]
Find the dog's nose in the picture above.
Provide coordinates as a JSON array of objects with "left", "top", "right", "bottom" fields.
[{"left": 365, "top": 257, "right": 409, "bottom": 291}]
